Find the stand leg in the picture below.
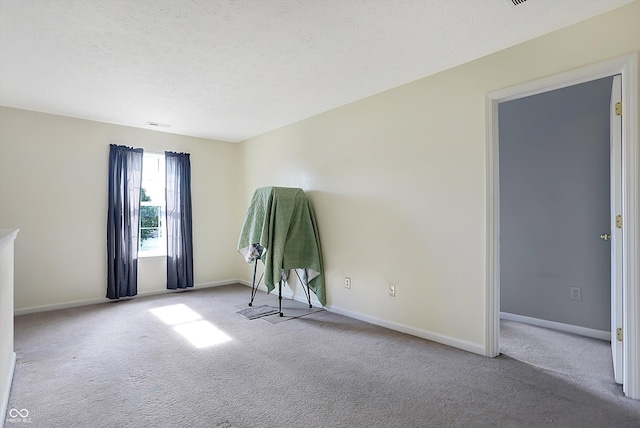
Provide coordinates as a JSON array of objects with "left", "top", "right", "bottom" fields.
[
  {"left": 295, "top": 269, "right": 313, "bottom": 308},
  {"left": 249, "top": 261, "right": 258, "bottom": 306},
  {"left": 278, "top": 280, "right": 283, "bottom": 317}
]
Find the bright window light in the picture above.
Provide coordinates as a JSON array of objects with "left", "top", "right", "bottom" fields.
[
  {"left": 150, "top": 304, "right": 201, "bottom": 325},
  {"left": 139, "top": 152, "right": 167, "bottom": 257},
  {"left": 173, "top": 320, "right": 232, "bottom": 348},
  {"left": 150, "top": 304, "right": 232, "bottom": 349}
]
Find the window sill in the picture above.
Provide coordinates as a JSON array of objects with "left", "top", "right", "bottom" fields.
[{"left": 139, "top": 253, "right": 167, "bottom": 259}]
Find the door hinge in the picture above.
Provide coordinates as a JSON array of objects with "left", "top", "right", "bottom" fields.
[
  {"left": 616, "top": 327, "right": 623, "bottom": 341},
  {"left": 615, "top": 101, "right": 622, "bottom": 116},
  {"left": 616, "top": 215, "right": 622, "bottom": 229}
]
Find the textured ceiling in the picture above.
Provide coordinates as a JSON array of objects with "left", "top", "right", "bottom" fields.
[{"left": 0, "top": 0, "right": 634, "bottom": 142}]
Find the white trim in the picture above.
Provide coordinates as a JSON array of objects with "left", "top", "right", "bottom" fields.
[
  {"left": 327, "top": 304, "right": 485, "bottom": 356},
  {"left": 139, "top": 151, "right": 167, "bottom": 257},
  {"left": 1, "top": 352, "right": 16, "bottom": 425},
  {"left": 485, "top": 55, "right": 634, "bottom": 103},
  {"left": 610, "top": 75, "right": 624, "bottom": 384},
  {"left": 236, "top": 282, "right": 484, "bottom": 354},
  {"left": 0, "top": 229, "right": 19, "bottom": 248},
  {"left": 138, "top": 254, "right": 167, "bottom": 260},
  {"left": 141, "top": 149, "right": 165, "bottom": 156},
  {"left": 500, "top": 312, "right": 610, "bottom": 341},
  {"left": 621, "top": 53, "right": 640, "bottom": 400},
  {"left": 485, "top": 93, "right": 500, "bottom": 358},
  {"left": 485, "top": 53, "right": 639, "bottom": 399},
  {"left": 14, "top": 280, "right": 239, "bottom": 315}
]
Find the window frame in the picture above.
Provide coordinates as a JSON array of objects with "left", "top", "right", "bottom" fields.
[{"left": 139, "top": 152, "right": 167, "bottom": 258}]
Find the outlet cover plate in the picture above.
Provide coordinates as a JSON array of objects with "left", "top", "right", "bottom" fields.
[
  {"left": 388, "top": 284, "right": 396, "bottom": 297},
  {"left": 570, "top": 286, "right": 581, "bottom": 301}
]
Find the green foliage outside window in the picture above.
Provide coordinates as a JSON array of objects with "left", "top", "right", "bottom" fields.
[
  {"left": 140, "top": 188, "right": 159, "bottom": 242},
  {"left": 141, "top": 187, "right": 151, "bottom": 202}
]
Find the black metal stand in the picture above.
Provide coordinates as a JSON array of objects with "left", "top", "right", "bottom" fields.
[
  {"left": 278, "top": 280, "right": 283, "bottom": 317},
  {"left": 273, "top": 270, "right": 314, "bottom": 316},
  {"left": 248, "top": 259, "right": 264, "bottom": 307},
  {"left": 294, "top": 269, "right": 313, "bottom": 309},
  {"left": 276, "top": 270, "right": 314, "bottom": 316},
  {"left": 249, "top": 264, "right": 314, "bottom": 317}
]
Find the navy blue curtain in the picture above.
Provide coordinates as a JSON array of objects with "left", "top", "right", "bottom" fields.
[
  {"left": 107, "top": 144, "right": 143, "bottom": 299},
  {"left": 165, "top": 151, "right": 194, "bottom": 289}
]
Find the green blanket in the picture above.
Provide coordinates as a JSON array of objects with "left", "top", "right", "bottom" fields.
[{"left": 237, "top": 187, "right": 325, "bottom": 306}]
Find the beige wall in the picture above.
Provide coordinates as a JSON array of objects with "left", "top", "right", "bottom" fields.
[
  {"left": 0, "top": 1, "right": 638, "bottom": 354},
  {"left": 240, "top": 1, "right": 640, "bottom": 352},
  {"left": 0, "top": 107, "right": 246, "bottom": 311}
]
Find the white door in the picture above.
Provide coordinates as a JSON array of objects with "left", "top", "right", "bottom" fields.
[{"left": 610, "top": 75, "right": 623, "bottom": 384}]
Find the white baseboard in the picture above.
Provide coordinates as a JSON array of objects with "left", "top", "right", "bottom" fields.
[
  {"left": 1, "top": 352, "right": 16, "bottom": 425},
  {"left": 14, "top": 280, "right": 241, "bottom": 316},
  {"left": 238, "top": 281, "right": 485, "bottom": 355},
  {"left": 15, "top": 297, "right": 109, "bottom": 316},
  {"left": 500, "top": 312, "right": 610, "bottom": 341},
  {"left": 327, "top": 304, "right": 486, "bottom": 356}
]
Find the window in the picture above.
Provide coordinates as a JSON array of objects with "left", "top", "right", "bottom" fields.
[{"left": 139, "top": 153, "right": 166, "bottom": 256}]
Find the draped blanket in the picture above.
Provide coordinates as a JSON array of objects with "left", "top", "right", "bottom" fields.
[{"left": 237, "top": 187, "right": 325, "bottom": 306}]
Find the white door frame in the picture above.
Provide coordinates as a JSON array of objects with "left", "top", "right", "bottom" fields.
[
  {"left": 611, "top": 75, "right": 624, "bottom": 384},
  {"left": 485, "top": 53, "right": 639, "bottom": 399}
]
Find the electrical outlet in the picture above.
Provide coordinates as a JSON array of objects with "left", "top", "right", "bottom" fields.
[
  {"left": 345, "top": 277, "right": 351, "bottom": 289},
  {"left": 570, "top": 286, "right": 581, "bottom": 301},
  {"left": 388, "top": 284, "right": 396, "bottom": 297}
]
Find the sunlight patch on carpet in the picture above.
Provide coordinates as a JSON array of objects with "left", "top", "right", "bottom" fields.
[
  {"left": 150, "top": 304, "right": 201, "bottom": 325},
  {"left": 173, "top": 320, "right": 232, "bottom": 348},
  {"left": 150, "top": 304, "right": 231, "bottom": 348}
]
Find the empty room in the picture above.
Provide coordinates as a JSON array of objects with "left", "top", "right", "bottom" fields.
[{"left": 1, "top": 1, "right": 639, "bottom": 427}]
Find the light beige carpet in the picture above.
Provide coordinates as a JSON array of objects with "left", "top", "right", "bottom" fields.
[{"left": 6, "top": 284, "right": 640, "bottom": 427}]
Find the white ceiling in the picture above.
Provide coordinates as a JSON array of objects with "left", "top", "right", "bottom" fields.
[{"left": 0, "top": 0, "right": 634, "bottom": 142}]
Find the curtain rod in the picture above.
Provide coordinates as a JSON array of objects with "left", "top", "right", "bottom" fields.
[{"left": 146, "top": 150, "right": 191, "bottom": 156}]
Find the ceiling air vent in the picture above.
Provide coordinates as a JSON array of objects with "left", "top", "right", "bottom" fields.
[
  {"left": 509, "top": 0, "right": 528, "bottom": 5},
  {"left": 145, "top": 121, "right": 171, "bottom": 128}
]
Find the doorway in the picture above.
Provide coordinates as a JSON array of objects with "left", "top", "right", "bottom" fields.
[
  {"left": 497, "top": 76, "right": 614, "bottom": 343},
  {"left": 485, "top": 54, "right": 639, "bottom": 399},
  {"left": 496, "top": 76, "right": 616, "bottom": 392}
]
